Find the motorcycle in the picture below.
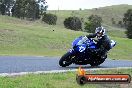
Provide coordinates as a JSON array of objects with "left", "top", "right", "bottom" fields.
[{"left": 59, "top": 36, "right": 116, "bottom": 67}]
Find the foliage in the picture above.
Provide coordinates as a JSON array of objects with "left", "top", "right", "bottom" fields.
[
  {"left": 84, "top": 21, "right": 95, "bottom": 33},
  {"left": 11, "top": 0, "right": 26, "bottom": 18},
  {"left": 118, "top": 20, "right": 124, "bottom": 27},
  {"left": 123, "top": 9, "right": 132, "bottom": 39},
  {"left": 84, "top": 15, "right": 102, "bottom": 33},
  {"left": 0, "top": 3, "right": 6, "bottom": 15},
  {"left": 111, "top": 18, "right": 116, "bottom": 24},
  {"left": 42, "top": 13, "right": 57, "bottom": 25},
  {"left": 12, "top": 0, "right": 40, "bottom": 20},
  {"left": 25, "top": 0, "right": 40, "bottom": 20},
  {"left": 0, "top": 16, "right": 131, "bottom": 60},
  {"left": 0, "top": 0, "right": 14, "bottom": 15},
  {"left": 37, "top": 0, "right": 48, "bottom": 15},
  {"left": 64, "top": 16, "right": 82, "bottom": 31}
]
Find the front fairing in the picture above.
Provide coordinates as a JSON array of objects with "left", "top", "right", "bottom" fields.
[
  {"left": 74, "top": 44, "right": 87, "bottom": 52},
  {"left": 72, "top": 36, "right": 83, "bottom": 47},
  {"left": 71, "top": 36, "right": 96, "bottom": 53},
  {"left": 72, "top": 36, "right": 86, "bottom": 52}
]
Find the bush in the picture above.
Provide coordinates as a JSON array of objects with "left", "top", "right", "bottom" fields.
[
  {"left": 84, "top": 22, "right": 95, "bottom": 33},
  {"left": 111, "top": 18, "right": 116, "bottom": 24},
  {"left": 64, "top": 17, "right": 82, "bottom": 31},
  {"left": 118, "top": 21, "right": 124, "bottom": 27},
  {"left": 42, "top": 13, "right": 57, "bottom": 25},
  {"left": 0, "top": 3, "right": 6, "bottom": 15},
  {"left": 84, "top": 15, "right": 102, "bottom": 33},
  {"left": 123, "top": 9, "right": 132, "bottom": 39}
]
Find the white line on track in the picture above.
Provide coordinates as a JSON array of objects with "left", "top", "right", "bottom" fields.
[{"left": 0, "top": 67, "right": 132, "bottom": 77}]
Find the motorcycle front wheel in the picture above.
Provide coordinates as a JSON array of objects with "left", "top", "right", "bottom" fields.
[{"left": 59, "top": 52, "right": 74, "bottom": 67}]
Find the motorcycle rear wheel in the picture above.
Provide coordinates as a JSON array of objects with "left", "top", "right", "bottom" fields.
[{"left": 90, "top": 55, "right": 107, "bottom": 66}]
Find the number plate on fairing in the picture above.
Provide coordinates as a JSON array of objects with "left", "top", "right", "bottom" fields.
[{"left": 75, "top": 45, "right": 86, "bottom": 52}]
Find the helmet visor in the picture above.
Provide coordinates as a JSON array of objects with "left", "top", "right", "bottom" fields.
[{"left": 97, "top": 32, "right": 103, "bottom": 37}]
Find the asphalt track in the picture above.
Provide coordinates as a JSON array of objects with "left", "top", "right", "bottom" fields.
[{"left": 0, "top": 56, "right": 132, "bottom": 73}]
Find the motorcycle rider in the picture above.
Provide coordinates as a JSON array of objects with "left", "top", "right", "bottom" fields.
[{"left": 77, "top": 26, "right": 116, "bottom": 58}]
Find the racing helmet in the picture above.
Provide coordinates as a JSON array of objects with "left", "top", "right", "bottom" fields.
[{"left": 95, "top": 26, "right": 106, "bottom": 39}]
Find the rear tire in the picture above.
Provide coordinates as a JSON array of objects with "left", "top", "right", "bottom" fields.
[
  {"left": 90, "top": 55, "right": 107, "bottom": 66},
  {"left": 59, "top": 52, "right": 74, "bottom": 67}
]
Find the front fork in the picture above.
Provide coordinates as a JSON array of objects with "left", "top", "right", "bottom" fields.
[
  {"left": 68, "top": 49, "right": 77, "bottom": 62},
  {"left": 69, "top": 49, "right": 74, "bottom": 53}
]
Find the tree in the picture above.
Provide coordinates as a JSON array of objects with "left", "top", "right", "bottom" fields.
[
  {"left": 37, "top": 0, "right": 48, "bottom": 15},
  {"left": 0, "top": 3, "right": 6, "bottom": 15},
  {"left": 26, "top": 0, "right": 40, "bottom": 20},
  {"left": 0, "top": 0, "right": 14, "bottom": 15},
  {"left": 123, "top": 9, "right": 132, "bottom": 39},
  {"left": 79, "top": 8, "right": 82, "bottom": 11},
  {"left": 11, "top": 0, "right": 25, "bottom": 18},
  {"left": 12, "top": 0, "right": 42, "bottom": 20},
  {"left": 84, "top": 15, "right": 102, "bottom": 33}
]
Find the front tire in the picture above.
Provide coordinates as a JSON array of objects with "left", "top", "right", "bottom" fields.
[{"left": 59, "top": 52, "right": 74, "bottom": 67}]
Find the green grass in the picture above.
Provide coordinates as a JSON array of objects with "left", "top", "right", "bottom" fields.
[
  {"left": 49, "top": 4, "right": 132, "bottom": 27},
  {"left": 108, "top": 37, "right": 132, "bottom": 60},
  {"left": 0, "top": 4, "right": 132, "bottom": 59},
  {"left": 0, "top": 15, "right": 86, "bottom": 56},
  {"left": 0, "top": 68, "right": 132, "bottom": 88},
  {"left": 0, "top": 15, "right": 132, "bottom": 60},
  {"left": 0, "top": 4, "right": 132, "bottom": 88}
]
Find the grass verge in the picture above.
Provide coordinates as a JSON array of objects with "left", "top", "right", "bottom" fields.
[
  {"left": 0, "top": 16, "right": 131, "bottom": 60},
  {"left": 0, "top": 68, "right": 132, "bottom": 88}
]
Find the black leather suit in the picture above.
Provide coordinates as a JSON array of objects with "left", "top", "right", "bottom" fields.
[{"left": 86, "top": 33, "right": 111, "bottom": 55}]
